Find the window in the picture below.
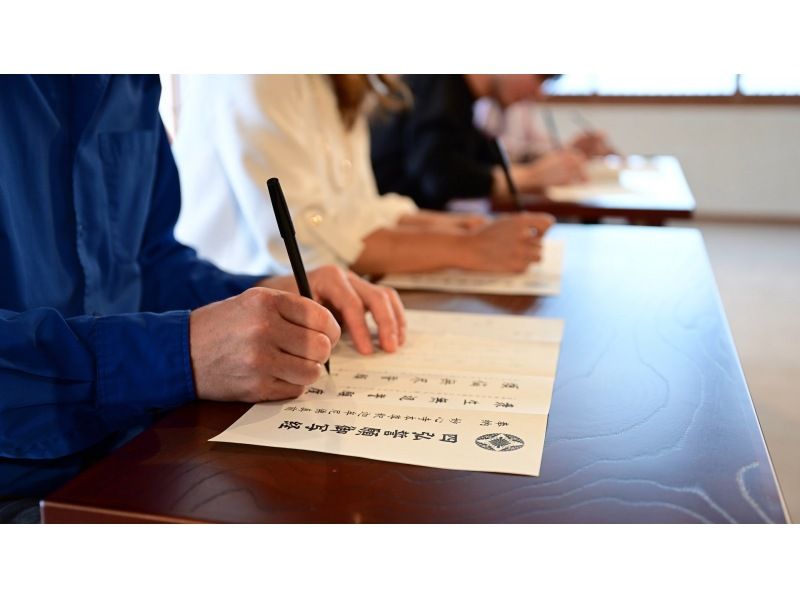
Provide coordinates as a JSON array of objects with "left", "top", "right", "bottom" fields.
[
  {"left": 739, "top": 74, "right": 800, "bottom": 96},
  {"left": 545, "top": 75, "right": 800, "bottom": 103}
]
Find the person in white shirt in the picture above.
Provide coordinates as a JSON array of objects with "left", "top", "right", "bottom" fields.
[{"left": 173, "top": 74, "right": 553, "bottom": 276}]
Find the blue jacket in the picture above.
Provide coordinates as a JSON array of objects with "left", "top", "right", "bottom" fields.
[{"left": 0, "top": 75, "right": 263, "bottom": 496}]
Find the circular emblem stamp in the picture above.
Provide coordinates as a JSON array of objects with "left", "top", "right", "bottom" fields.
[{"left": 475, "top": 433, "right": 525, "bottom": 452}]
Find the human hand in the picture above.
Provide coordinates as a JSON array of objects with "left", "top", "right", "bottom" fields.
[
  {"left": 462, "top": 212, "right": 555, "bottom": 273},
  {"left": 189, "top": 287, "right": 340, "bottom": 403},
  {"left": 260, "top": 264, "right": 406, "bottom": 355},
  {"left": 569, "top": 131, "right": 616, "bottom": 158},
  {"left": 517, "top": 150, "right": 588, "bottom": 188}
]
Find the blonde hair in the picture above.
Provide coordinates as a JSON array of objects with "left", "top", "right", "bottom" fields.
[{"left": 329, "top": 75, "right": 412, "bottom": 129}]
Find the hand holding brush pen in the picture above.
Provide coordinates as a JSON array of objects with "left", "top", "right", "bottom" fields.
[
  {"left": 267, "top": 177, "right": 331, "bottom": 374},
  {"left": 570, "top": 110, "right": 617, "bottom": 157}
]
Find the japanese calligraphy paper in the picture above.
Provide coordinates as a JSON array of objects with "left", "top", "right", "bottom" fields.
[
  {"left": 378, "top": 239, "right": 564, "bottom": 296},
  {"left": 210, "top": 310, "right": 564, "bottom": 476},
  {"left": 541, "top": 155, "right": 667, "bottom": 203},
  {"left": 544, "top": 182, "right": 632, "bottom": 202}
]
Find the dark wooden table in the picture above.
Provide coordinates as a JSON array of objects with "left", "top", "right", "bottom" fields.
[
  {"left": 521, "top": 155, "right": 696, "bottom": 225},
  {"left": 41, "top": 224, "right": 787, "bottom": 523}
]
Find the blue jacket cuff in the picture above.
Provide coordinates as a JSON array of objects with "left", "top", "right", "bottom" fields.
[{"left": 95, "top": 310, "right": 196, "bottom": 410}]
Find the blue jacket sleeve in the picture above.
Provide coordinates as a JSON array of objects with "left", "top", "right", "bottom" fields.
[
  {"left": 138, "top": 124, "right": 264, "bottom": 312},
  {"left": 0, "top": 307, "right": 194, "bottom": 459},
  {"left": 0, "top": 122, "right": 264, "bottom": 463}
]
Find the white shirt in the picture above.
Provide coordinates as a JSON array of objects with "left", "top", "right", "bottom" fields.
[{"left": 173, "top": 75, "right": 418, "bottom": 275}]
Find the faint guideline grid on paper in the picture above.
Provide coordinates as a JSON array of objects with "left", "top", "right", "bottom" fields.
[{"left": 211, "top": 310, "right": 564, "bottom": 476}]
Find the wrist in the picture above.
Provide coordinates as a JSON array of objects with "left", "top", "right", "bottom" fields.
[
  {"left": 397, "top": 213, "right": 422, "bottom": 227},
  {"left": 451, "top": 233, "right": 483, "bottom": 270},
  {"left": 256, "top": 275, "right": 296, "bottom": 293},
  {"left": 418, "top": 232, "right": 472, "bottom": 270}
]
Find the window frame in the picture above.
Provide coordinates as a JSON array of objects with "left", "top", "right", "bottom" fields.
[{"left": 545, "top": 75, "right": 800, "bottom": 106}]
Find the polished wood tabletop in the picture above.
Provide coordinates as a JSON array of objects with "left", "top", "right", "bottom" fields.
[
  {"left": 41, "top": 224, "right": 786, "bottom": 523},
  {"left": 520, "top": 155, "right": 696, "bottom": 224}
]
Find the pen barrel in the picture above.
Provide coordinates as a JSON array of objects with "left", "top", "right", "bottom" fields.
[
  {"left": 267, "top": 177, "right": 296, "bottom": 237},
  {"left": 266, "top": 176, "right": 328, "bottom": 373},
  {"left": 287, "top": 247, "right": 313, "bottom": 299},
  {"left": 266, "top": 177, "right": 314, "bottom": 300},
  {"left": 490, "top": 137, "right": 520, "bottom": 209}
]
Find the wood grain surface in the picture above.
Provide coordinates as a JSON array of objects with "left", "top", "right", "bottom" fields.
[{"left": 42, "top": 224, "right": 786, "bottom": 523}]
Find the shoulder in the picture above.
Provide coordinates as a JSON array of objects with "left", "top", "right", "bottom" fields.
[
  {"left": 405, "top": 74, "right": 464, "bottom": 99},
  {"left": 214, "top": 76, "right": 318, "bottom": 129},
  {"left": 213, "top": 75, "right": 310, "bottom": 107},
  {"left": 402, "top": 75, "right": 471, "bottom": 123}
]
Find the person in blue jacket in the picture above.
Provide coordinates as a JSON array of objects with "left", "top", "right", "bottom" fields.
[{"left": 0, "top": 75, "right": 406, "bottom": 522}]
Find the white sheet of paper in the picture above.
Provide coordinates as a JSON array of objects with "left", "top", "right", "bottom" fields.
[
  {"left": 545, "top": 182, "right": 632, "bottom": 202},
  {"left": 378, "top": 239, "right": 564, "bottom": 296},
  {"left": 540, "top": 155, "right": 668, "bottom": 203},
  {"left": 211, "top": 310, "right": 564, "bottom": 476}
]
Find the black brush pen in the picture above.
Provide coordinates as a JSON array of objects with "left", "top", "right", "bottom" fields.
[
  {"left": 266, "top": 177, "right": 330, "bottom": 374},
  {"left": 489, "top": 136, "right": 522, "bottom": 211}
]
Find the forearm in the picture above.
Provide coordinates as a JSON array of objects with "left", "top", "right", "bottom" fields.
[
  {"left": 397, "top": 210, "right": 486, "bottom": 234},
  {"left": 0, "top": 308, "right": 195, "bottom": 460},
  {"left": 396, "top": 210, "right": 445, "bottom": 229},
  {"left": 350, "top": 227, "right": 472, "bottom": 275},
  {"left": 508, "top": 163, "right": 545, "bottom": 193}
]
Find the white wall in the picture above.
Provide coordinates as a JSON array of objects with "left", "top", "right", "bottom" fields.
[{"left": 550, "top": 103, "right": 800, "bottom": 218}]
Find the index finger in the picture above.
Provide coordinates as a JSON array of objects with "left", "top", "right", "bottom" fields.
[
  {"left": 385, "top": 287, "right": 407, "bottom": 346},
  {"left": 348, "top": 275, "right": 400, "bottom": 353},
  {"left": 275, "top": 293, "right": 341, "bottom": 346},
  {"left": 315, "top": 274, "right": 375, "bottom": 355},
  {"left": 351, "top": 275, "right": 406, "bottom": 350}
]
